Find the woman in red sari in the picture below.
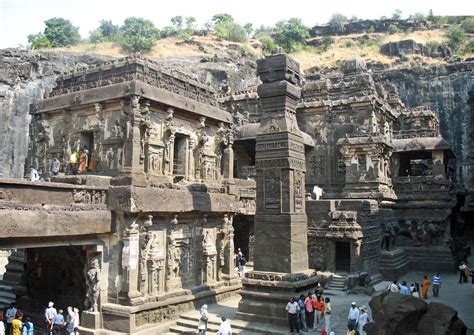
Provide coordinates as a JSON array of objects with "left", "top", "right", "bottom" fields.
[{"left": 421, "top": 275, "right": 430, "bottom": 299}]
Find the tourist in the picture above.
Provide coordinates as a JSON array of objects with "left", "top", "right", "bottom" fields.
[
  {"left": 0, "top": 311, "right": 5, "bottom": 335},
  {"left": 399, "top": 281, "right": 409, "bottom": 295},
  {"left": 52, "top": 309, "right": 64, "bottom": 335},
  {"left": 77, "top": 150, "right": 88, "bottom": 174},
  {"left": 388, "top": 280, "right": 399, "bottom": 292},
  {"left": 346, "top": 323, "right": 356, "bottom": 335},
  {"left": 470, "top": 269, "right": 474, "bottom": 298},
  {"left": 238, "top": 254, "right": 247, "bottom": 279},
  {"left": 216, "top": 316, "right": 232, "bottom": 335},
  {"left": 66, "top": 306, "right": 78, "bottom": 335},
  {"left": 358, "top": 306, "right": 369, "bottom": 335},
  {"left": 5, "top": 303, "right": 17, "bottom": 335},
  {"left": 410, "top": 283, "right": 420, "bottom": 298},
  {"left": 297, "top": 295, "right": 307, "bottom": 332},
  {"left": 50, "top": 156, "right": 61, "bottom": 176},
  {"left": 197, "top": 304, "right": 208, "bottom": 335},
  {"left": 11, "top": 314, "right": 21, "bottom": 335},
  {"left": 313, "top": 294, "right": 325, "bottom": 328},
  {"left": 432, "top": 272, "right": 441, "bottom": 297},
  {"left": 285, "top": 297, "right": 300, "bottom": 333},
  {"left": 304, "top": 292, "right": 314, "bottom": 330},
  {"left": 67, "top": 150, "right": 79, "bottom": 175},
  {"left": 323, "top": 297, "right": 332, "bottom": 335},
  {"left": 45, "top": 302, "right": 57, "bottom": 334},
  {"left": 347, "top": 302, "right": 359, "bottom": 330},
  {"left": 29, "top": 166, "right": 39, "bottom": 181},
  {"left": 421, "top": 276, "right": 430, "bottom": 299},
  {"left": 458, "top": 262, "right": 468, "bottom": 283},
  {"left": 21, "top": 317, "right": 33, "bottom": 335}
]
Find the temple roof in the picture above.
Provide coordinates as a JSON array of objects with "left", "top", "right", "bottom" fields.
[{"left": 393, "top": 137, "right": 453, "bottom": 154}]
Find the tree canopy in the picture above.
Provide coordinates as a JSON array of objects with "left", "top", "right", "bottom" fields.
[
  {"left": 273, "top": 18, "right": 309, "bottom": 52},
  {"left": 43, "top": 17, "right": 81, "bottom": 47},
  {"left": 119, "top": 17, "right": 160, "bottom": 53}
]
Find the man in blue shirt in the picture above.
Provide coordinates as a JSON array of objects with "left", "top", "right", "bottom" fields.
[
  {"left": 52, "top": 309, "right": 65, "bottom": 335},
  {"left": 399, "top": 281, "right": 410, "bottom": 295},
  {"left": 433, "top": 273, "right": 442, "bottom": 297},
  {"left": 297, "top": 294, "right": 308, "bottom": 332}
]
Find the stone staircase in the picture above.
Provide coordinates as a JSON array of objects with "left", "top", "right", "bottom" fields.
[
  {"left": 167, "top": 298, "right": 286, "bottom": 334},
  {"left": 326, "top": 273, "right": 347, "bottom": 291},
  {"left": 0, "top": 250, "right": 26, "bottom": 309}
]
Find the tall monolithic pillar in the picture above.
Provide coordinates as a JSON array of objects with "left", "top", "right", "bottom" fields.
[{"left": 237, "top": 54, "right": 319, "bottom": 326}]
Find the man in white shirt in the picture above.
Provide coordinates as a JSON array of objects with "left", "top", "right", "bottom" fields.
[
  {"left": 45, "top": 301, "right": 57, "bottom": 334},
  {"left": 30, "top": 166, "right": 40, "bottom": 181},
  {"left": 216, "top": 316, "right": 232, "bottom": 335},
  {"left": 389, "top": 280, "right": 399, "bottom": 292},
  {"left": 348, "top": 301, "right": 360, "bottom": 330},
  {"left": 5, "top": 303, "right": 17, "bottom": 335},
  {"left": 285, "top": 297, "right": 300, "bottom": 333}
]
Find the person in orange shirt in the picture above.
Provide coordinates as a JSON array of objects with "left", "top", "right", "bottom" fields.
[
  {"left": 421, "top": 275, "right": 431, "bottom": 299},
  {"left": 313, "top": 294, "right": 325, "bottom": 328}
]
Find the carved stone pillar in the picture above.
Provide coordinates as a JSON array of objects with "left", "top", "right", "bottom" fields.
[
  {"left": 237, "top": 54, "right": 319, "bottom": 327},
  {"left": 222, "top": 144, "right": 234, "bottom": 180},
  {"left": 187, "top": 139, "right": 195, "bottom": 180},
  {"left": 120, "top": 218, "right": 141, "bottom": 304},
  {"left": 223, "top": 214, "right": 236, "bottom": 277}
]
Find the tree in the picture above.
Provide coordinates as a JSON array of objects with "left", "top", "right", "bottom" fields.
[
  {"left": 243, "top": 23, "right": 253, "bottom": 37},
  {"left": 446, "top": 26, "right": 466, "bottom": 50},
  {"left": 185, "top": 16, "right": 197, "bottom": 33},
  {"left": 43, "top": 17, "right": 81, "bottom": 47},
  {"left": 119, "top": 17, "right": 160, "bottom": 53},
  {"left": 89, "top": 29, "right": 104, "bottom": 44},
  {"left": 273, "top": 18, "right": 309, "bottom": 52},
  {"left": 257, "top": 33, "right": 277, "bottom": 55},
  {"left": 215, "top": 21, "right": 247, "bottom": 42},
  {"left": 461, "top": 17, "right": 474, "bottom": 34},
  {"left": 98, "top": 20, "right": 119, "bottom": 40},
  {"left": 27, "top": 33, "right": 52, "bottom": 49},
  {"left": 328, "top": 13, "right": 348, "bottom": 34},
  {"left": 212, "top": 13, "right": 234, "bottom": 24},
  {"left": 392, "top": 9, "right": 402, "bottom": 20},
  {"left": 171, "top": 16, "right": 183, "bottom": 30}
]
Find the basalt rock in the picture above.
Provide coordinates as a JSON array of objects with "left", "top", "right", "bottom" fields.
[{"left": 367, "top": 291, "right": 467, "bottom": 335}]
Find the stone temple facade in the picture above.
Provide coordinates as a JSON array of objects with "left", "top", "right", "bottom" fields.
[{"left": 0, "top": 53, "right": 463, "bottom": 333}]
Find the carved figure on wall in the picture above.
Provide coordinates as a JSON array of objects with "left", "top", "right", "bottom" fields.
[
  {"left": 369, "top": 110, "right": 379, "bottom": 134},
  {"left": 111, "top": 120, "right": 124, "bottom": 138},
  {"left": 147, "top": 146, "right": 163, "bottom": 175},
  {"left": 95, "top": 103, "right": 104, "bottom": 122},
  {"left": 84, "top": 255, "right": 101, "bottom": 312},
  {"left": 381, "top": 222, "right": 397, "bottom": 251}
]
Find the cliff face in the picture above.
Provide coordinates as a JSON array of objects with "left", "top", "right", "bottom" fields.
[
  {"left": 373, "top": 62, "right": 474, "bottom": 202},
  {"left": 0, "top": 48, "right": 258, "bottom": 178}
]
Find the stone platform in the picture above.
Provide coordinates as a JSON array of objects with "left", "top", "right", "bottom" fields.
[
  {"left": 379, "top": 248, "right": 410, "bottom": 281},
  {"left": 236, "top": 270, "right": 320, "bottom": 326}
]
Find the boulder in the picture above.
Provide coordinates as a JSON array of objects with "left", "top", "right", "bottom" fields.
[{"left": 367, "top": 292, "right": 466, "bottom": 335}]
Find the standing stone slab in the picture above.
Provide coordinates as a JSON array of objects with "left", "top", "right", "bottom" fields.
[{"left": 237, "top": 54, "right": 319, "bottom": 326}]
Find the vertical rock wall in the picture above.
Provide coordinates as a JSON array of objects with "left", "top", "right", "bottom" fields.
[{"left": 374, "top": 62, "right": 474, "bottom": 200}]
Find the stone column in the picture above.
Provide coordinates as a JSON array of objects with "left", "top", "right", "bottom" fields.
[
  {"left": 222, "top": 144, "right": 234, "bottom": 180},
  {"left": 237, "top": 54, "right": 319, "bottom": 327},
  {"left": 119, "top": 218, "right": 141, "bottom": 304}
]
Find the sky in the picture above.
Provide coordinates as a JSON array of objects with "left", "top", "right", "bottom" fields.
[{"left": 0, "top": 0, "right": 473, "bottom": 48}]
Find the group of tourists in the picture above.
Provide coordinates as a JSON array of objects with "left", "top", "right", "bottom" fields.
[
  {"left": 285, "top": 291, "right": 334, "bottom": 334},
  {"left": 0, "top": 301, "right": 80, "bottom": 335},
  {"left": 67, "top": 146, "right": 93, "bottom": 175},
  {"left": 197, "top": 304, "right": 232, "bottom": 335},
  {"left": 388, "top": 272, "right": 443, "bottom": 299},
  {"left": 0, "top": 304, "right": 32, "bottom": 335}
]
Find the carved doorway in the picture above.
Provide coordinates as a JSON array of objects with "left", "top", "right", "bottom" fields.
[
  {"left": 173, "top": 133, "right": 188, "bottom": 177},
  {"left": 80, "top": 131, "right": 94, "bottom": 152},
  {"left": 232, "top": 215, "right": 254, "bottom": 262},
  {"left": 335, "top": 241, "right": 350, "bottom": 273}
]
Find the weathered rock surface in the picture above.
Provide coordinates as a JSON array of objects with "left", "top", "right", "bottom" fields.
[
  {"left": 0, "top": 48, "right": 258, "bottom": 178},
  {"left": 380, "top": 39, "right": 451, "bottom": 59},
  {"left": 367, "top": 291, "right": 467, "bottom": 335}
]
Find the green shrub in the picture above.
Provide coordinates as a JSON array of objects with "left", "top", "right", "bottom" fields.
[
  {"left": 460, "top": 17, "right": 474, "bottom": 33},
  {"left": 388, "top": 24, "right": 400, "bottom": 34},
  {"left": 446, "top": 26, "right": 466, "bottom": 50},
  {"left": 321, "top": 36, "right": 334, "bottom": 50},
  {"left": 328, "top": 13, "right": 347, "bottom": 34},
  {"left": 343, "top": 40, "right": 353, "bottom": 48},
  {"left": 160, "top": 26, "right": 177, "bottom": 38},
  {"left": 27, "top": 33, "right": 52, "bottom": 49},
  {"left": 215, "top": 21, "right": 248, "bottom": 43},
  {"left": 257, "top": 33, "right": 278, "bottom": 55}
]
